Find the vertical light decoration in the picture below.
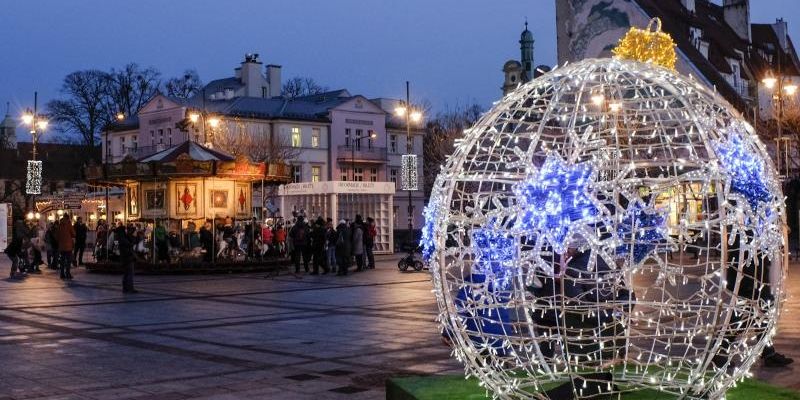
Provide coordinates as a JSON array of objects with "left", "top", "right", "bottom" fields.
[
  {"left": 401, "top": 154, "right": 418, "bottom": 191},
  {"left": 26, "top": 160, "right": 42, "bottom": 195},
  {"left": 423, "top": 55, "right": 786, "bottom": 400}
]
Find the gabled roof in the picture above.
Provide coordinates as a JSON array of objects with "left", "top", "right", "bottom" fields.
[
  {"left": 203, "top": 77, "right": 244, "bottom": 95},
  {"left": 138, "top": 141, "right": 234, "bottom": 162}
]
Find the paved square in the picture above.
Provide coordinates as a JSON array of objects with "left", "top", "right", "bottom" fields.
[{"left": 0, "top": 256, "right": 797, "bottom": 399}]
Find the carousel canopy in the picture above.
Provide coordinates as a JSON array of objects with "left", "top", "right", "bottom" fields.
[{"left": 139, "top": 141, "right": 234, "bottom": 162}]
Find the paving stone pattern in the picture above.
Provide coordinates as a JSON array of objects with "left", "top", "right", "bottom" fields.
[{"left": 0, "top": 257, "right": 797, "bottom": 399}]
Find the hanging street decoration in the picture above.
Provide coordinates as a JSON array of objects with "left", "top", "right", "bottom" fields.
[
  {"left": 400, "top": 154, "right": 419, "bottom": 191},
  {"left": 26, "top": 160, "right": 42, "bottom": 195}
]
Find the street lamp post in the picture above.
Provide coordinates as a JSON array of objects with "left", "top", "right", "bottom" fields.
[
  {"left": 350, "top": 131, "right": 377, "bottom": 181},
  {"left": 21, "top": 92, "right": 48, "bottom": 206},
  {"left": 394, "top": 81, "right": 423, "bottom": 257},
  {"left": 763, "top": 70, "right": 798, "bottom": 177}
]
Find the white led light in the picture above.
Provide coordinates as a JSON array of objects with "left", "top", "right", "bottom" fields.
[
  {"left": 26, "top": 160, "right": 42, "bottom": 195},
  {"left": 423, "top": 58, "right": 786, "bottom": 400}
]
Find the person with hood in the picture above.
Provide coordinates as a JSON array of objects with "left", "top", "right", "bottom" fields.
[
  {"left": 289, "top": 216, "right": 311, "bottom": 274},
  {"left": 73, "top": 216, "right": 88, "bottom": 266},
  {"left": 310, "top": 217, "right": 328, "bottom": 275},
  {"left": 335, "top": 220, "right": 351, "bottom": 276},
  {"left": 352, "top": 215, "right": 365, "bottom": 272},
  {"left": 55, "top": 214, "right": 75, "bottom": 280},
  {"left": 45, "top": 222, "right": 58, "bottom": 268}
]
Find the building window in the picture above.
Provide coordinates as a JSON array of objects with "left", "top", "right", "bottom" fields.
[
  {"left": 291, "top": 127, "right": 301, "bottom": 147},
  {"left": 120, "top": 137, "right": 125, "bottom": 153},
  {"left": 390, "top": 134, "right": 397, "bottom": 153},
  {"left": 393, "top": 206, "right": 399, "bottom": 224},
  {"left": 370, "top": 167, "right": 378, "bottom": 182},
  {"left": 355, "top": 129, "right": 363, "bottom": 150},
  {"left": 292, "top": 165, "right": 302, "bottom": 183},
  {"left": 354, "top": 167, "right": 363, "bottom": 181},
  {"left": 311, "top": 128, "right": 320, "bottom": 148},
  {"left": 367, "top": 130, "right": 374, "bottom": 149},
  {"left": 132, "top": 135, "right": 138, "bottom": 149},
  {"left": 341, "top": 168, "right": 348, "bottom": 181},
  {"left": 150, "top": 130, "right": 154, "bottom": 142},
  {"left": 345, "top": 128, "right": 351, "bottom": 147},
  {"left": 390, "top": 168, "right": 398, "bottom": 184},
  {"left": 311, "top": 166, "right": 321, "bottom": 182},
  {"left": 158, "top": 129, "right": 164, "bottom": 144}
]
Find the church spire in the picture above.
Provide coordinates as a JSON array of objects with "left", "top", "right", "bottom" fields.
[{"left": 520, "top": 20, "right": 534, "bottom": 80}]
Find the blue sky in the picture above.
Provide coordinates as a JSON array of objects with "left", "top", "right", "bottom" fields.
[{"left": 0, "top": 0, "right": 798, "bottom": 141}]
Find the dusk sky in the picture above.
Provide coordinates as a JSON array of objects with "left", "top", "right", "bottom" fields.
[{"left": 1, "top": 0, "right": 799, "bottom": 141}]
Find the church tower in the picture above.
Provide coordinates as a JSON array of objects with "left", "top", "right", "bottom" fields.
[
  {"left": 502, "top": 22, "right": 535, "bottom": 96},
  {"left": 520, "top": 20, "right": 534, "bottom": 81},
  {"left": 0, "top": 103, "right": 17, "bottom": 149}
]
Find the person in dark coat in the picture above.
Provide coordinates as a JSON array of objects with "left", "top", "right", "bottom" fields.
[
  {"left": 365, "top": 217, "right": 377, "bottom": 269},
  {"left": 73, "top": 217, "right": 88, "bottom": 266},
  {"left": 4, "top": 219, "right": 24, "bottom": 278},
  {"left": 325, "top": 220, "right": 338, "bottom": 273},
  {"left": 289, "top": 216, "right": 311, "bottom": 274},
  {"left": 310, "top": 217, "right": 328, "bottom": 275},
  {"left": 718, "top": 228, "right": 793, "bottom": 368},
  {"left": 335, "top": 220, "right": 352, "bottom": 276},
  {"left": 200, "top": 221, "right": 213, "bottom": 262},
  {"left": 116, "top": 225, "right": 137, "bottom": 293}
]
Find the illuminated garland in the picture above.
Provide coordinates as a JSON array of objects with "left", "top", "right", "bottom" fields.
[
  {"left": 26, "top": 160, "right": 42, "bottom": 195},
  {"left": 424, "top": 56, "right": 786, "bottom": 400},
  {"left": 612, "top": 17, "right": 677, "bottom": 70}
]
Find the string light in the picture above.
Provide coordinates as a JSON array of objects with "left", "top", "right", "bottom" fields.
[
  {"left": 612, "top": 17, "right": 677, "bottom": 70},
  {"left": 424, "top": 56, "right": 786, "bottom": 399},
  {"left": 26, "top": 160, "right": 42, "bottom": 195},
  {"left": 401, "top": 154, "right": 419, "bottom": 191}
]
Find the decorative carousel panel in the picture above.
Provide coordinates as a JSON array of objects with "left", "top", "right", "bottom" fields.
[
  {"left": 126, "top": 183, "right": 140, "bottom": 218},
  {"left": 173, "top": 181, "right": 200, "bottom": 219},
  {"left": 140, "top": 182, "right": 168, "bottom": 218},
  {"left": 234, "top": 182, "right": 251, "bottom": 218}
]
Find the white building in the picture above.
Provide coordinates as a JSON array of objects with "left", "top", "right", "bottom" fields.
[{"left": 103, "top": 54, "right": 425, "bottom": 248}]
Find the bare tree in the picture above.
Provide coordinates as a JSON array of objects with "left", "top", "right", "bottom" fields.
[
  {"left": 164, "top": 69, "right": 203, "bottom": 99},
  {"left": 104, "top": 63, "right": 161, "bottom": 118},
  {"left": 281, "top": 76, "right": 328, "bottom": 99},
  {"left": 46, "top": 70, "right": 110, "bottom": 148},
  {"left": 212, "top": 119, "right": 301, "bottom": 164},
  {"left": 423, "top": 103, "right": 484, "bottom": 197}
]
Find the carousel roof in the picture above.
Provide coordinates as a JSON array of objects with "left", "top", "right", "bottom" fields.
[{"left": 138, "top": 141, "right": 235, "bottom": 163}]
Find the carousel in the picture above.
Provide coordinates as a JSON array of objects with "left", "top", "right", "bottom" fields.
[{"left": 85, "top": 140, "right": 291, "bottom": 270}]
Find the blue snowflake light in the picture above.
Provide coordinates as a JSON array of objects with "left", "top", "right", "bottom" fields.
[
  {"left": 715, "top": 131, "right": 772, "bottom": 208},
  {"left": 513, "top": 154, "right": 599, "bottom": 254},
  {"left": 420, "top": 201, "right": 439, "bottom": 262},
  {"left": 617, "top": 202, "right": 668, "bottom": 264},
  {"left": 471, "top": 227, "right": 516, "bottom": 288}
]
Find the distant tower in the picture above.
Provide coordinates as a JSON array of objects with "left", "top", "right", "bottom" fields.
[
  {"left": 502, "top": 21, "right": 535, "bottom": 96},
  {"left": 0, "top": 102, "right": 17, "bottom": 149},
  {"left": 520, "top": 20, "right": 535, "bottom": 80}
]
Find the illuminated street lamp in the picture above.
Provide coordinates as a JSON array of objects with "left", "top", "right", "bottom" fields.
[
  {"left": 393, "top": 81, "right": 424, "bottom": 258},
  {"left": 21, "top": 92, "right": 48, "bottom": 200},
  {"left": 762, "top": 70, "right": 798, "bottom": 176}
]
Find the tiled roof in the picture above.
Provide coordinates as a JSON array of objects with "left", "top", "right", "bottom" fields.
[{"left": 138, "top": 141, "right": 234, "bottom": 162}]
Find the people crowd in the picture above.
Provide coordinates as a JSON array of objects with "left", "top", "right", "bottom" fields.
[{"left": 4, "top": 210, "right": 381, "bottom": 287}]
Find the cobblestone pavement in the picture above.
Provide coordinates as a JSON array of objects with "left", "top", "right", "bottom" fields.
[{"left": 0, "top": 257, "right": 797, "bottom": 400}]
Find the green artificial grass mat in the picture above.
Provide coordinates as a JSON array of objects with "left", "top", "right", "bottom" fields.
[{"left": 386, "top": 375, "right": 800, "bottom": 400}]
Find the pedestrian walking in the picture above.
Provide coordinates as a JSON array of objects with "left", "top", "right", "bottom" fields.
[
  {"left": 335, "top": 220, "right": 351, "bottom": 276},
  {"left": 325, "top": 220, "right": 338, "bottom": 273},
  {"left": 365, "top": 217, "right": 377, "bottom": 269},
  {"left": 352, "top": 215, "right": 365, "bottom": 271},
  {"left": 73, "top": 217, "right": 88, "bottom": 266},
  {"left": 4, "top": 219, "right": 24, "bottom": 278},
  {"left": 45, "top": 223, "right": 57, "bottom": 268},
  {"left": 55, "top": 214, "right": 75, "bottom": 280}
]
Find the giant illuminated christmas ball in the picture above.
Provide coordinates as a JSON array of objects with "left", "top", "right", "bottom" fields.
[{"left": 423, "top": 56, "right": 786, "bottom": 399}]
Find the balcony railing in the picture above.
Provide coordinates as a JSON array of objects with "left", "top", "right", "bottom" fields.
[{"left": 336, "top": 145, "right": 388, "bottom": 163}]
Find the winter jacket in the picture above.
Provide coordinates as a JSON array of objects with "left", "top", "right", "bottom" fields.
[
  {"left": 351, "top": 223, "right": 364, "bottom": 255},
  {"left": 55, "top": 218, "right": 76, "bottom": 252},
  {"left": 335, "top": 224, "right": 351, "bottom": 257},
  {"left": 74, "top": 222, "right": 88, "bottom": 245}
]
